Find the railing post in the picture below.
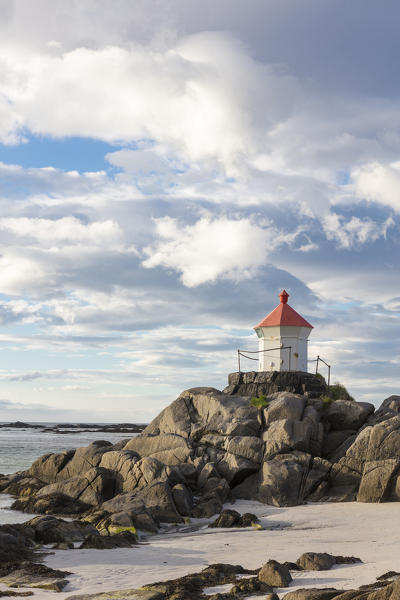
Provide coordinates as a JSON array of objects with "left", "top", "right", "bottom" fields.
[
  {"left": 238, "top": 350, "right": 241, "bottom": 373},
  {"left": 315, "top": 355, "right": 319, "bottom": 375},
  {"left": 288, "top": 346, "right": 291, "bottom": 371},
  {"left": 328, "top": 364, "right": 331, "bottom": 389}
]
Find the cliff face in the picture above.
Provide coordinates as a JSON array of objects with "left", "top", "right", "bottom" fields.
[{"left": 2, "top": 378, "right": 400, "bottom": 533}]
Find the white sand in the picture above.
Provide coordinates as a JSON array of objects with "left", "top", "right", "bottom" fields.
[{"left": 3, "top": 501, "right": 400, "bottom": 598}]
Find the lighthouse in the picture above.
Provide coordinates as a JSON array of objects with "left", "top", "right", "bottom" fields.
[{"left": 254, "top": 290, "right": 313, "bottom": 372}]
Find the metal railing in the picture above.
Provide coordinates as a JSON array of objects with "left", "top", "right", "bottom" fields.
[
  {"left": 236, "top": 347, "right": 331, "bottom": 387},
  {"left": 308, "top": 355, "right": 331, "bottom": 387},
  {"left": 237, "top": 346, "right": 292, "bottom": 373}
]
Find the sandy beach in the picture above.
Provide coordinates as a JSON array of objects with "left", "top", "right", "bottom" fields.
[{"left": 1, "top": 500, "right": 396, "bottom": 599}]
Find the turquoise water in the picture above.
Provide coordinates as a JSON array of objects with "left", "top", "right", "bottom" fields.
[{"left": 0, "top": 424, "right": 136, "bottom": 525}]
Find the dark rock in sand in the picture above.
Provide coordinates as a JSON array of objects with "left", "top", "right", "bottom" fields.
[
  {"left": 208, "top": 508, "right": 241, "bottom": 527},
  {"left": 79, "top": 531, "right": 137, "bottom": 549},
  {"left": 230, "top": 576, "right": 272, "bottom": 595},
  {"left": 0, "top": 563, "right": 71, "bottom": 592},
  {"left": 296, "top": 553, "right": 360, "bottom": 571},
  {"left": 296, "top": 552, "right": 337, "bottom": 571},
  {"left": 23, "top": 515, "right": 97, "bottom": 544},
  {"left": 208, "top": 509, "right": 259, "bottom": 528},
  {"left": 258, "top": 559, "right": 293, "bottom": 587},
  {"left": 237, "top": 511, "right": 259, "bottom": 527},
  {"left": 282, "top": 589, "right": 344, "bottom": 600}
]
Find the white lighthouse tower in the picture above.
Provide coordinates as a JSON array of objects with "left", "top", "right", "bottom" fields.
[{"left": 254, "top": 290, "right": 313, "bottom": 372}]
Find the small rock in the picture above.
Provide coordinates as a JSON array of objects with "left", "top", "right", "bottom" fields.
[
  {"left": 79, "top": 531, "right": 137, "bottom": 549},
  {"left": 237, "top": 512, "right": 259, "bottom": 527},
  {"left": 258, "top": 559, "right": 292, "bottom": 587},
  {"left": 296, "top": 552, "right": 336, "bottom": 571},
  {"left": 282, "top": 588, "right": 343, "bottom": 600},
  {"left": 230, "top": 576, "right": 272, "bottom": 595},
  {"left": 209, "top": 509, "right": 241, "bottom": 528}
]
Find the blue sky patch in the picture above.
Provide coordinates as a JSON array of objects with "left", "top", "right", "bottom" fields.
[{"left": 0, "top": 135, "right": 119, "bottom": 174}]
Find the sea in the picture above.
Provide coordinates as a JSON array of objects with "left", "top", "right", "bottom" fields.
[{"left": 0, "top": 423, "right": 140, "bottom": 525}]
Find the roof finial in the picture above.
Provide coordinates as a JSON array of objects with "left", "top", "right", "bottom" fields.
[{"left": 279, "top": 289, "right": 289, "bottom": 304}]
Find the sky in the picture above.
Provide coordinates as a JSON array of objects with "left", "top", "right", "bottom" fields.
[{"left": 0, "top": 0, "right": 399, "bottom": 422}]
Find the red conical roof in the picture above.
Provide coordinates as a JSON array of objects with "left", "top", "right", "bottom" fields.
[{"left": 254, "top": 290, "right": 313, "bottom": 329}]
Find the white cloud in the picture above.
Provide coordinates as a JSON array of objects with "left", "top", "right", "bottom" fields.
[
  {"left": 0, "top": 37, "right": 272, "bottom": 173},
  {"left": 0, "top": 33, "right": 309, "bottom": 180},
  {"left": 143, "top": 215, "right": 285, "bottom": 286},
  {"left": 352, "top": 161, "right": 400, "bottom": 211},
  {"left": 323, "top": 213, "right": 394, "bottom": 248},
  {"left": 0, "top": 216, "right": 123, "bottom": 248},
  {"left": 0, "top": 252, "right": 48, "bottom": 296}
]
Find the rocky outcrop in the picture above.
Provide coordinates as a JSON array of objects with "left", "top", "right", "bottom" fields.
[
  {"left": 29, "top": 440, "right": 114, "bottom": 483},
  {"left": 325, "top": 400, "right": 374, "bottom": 431},
  {"left": 224, "top": 371, "right": 326, "bottom": 398},
  {"left": 33, "top": 466, "right": 116, "bottom": 506},
  {"left": 144, "top": 387, "right": 261, "bottom": 438},
  {"left": 4, "top": 377, "right": 400, "bottom": 529}
]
